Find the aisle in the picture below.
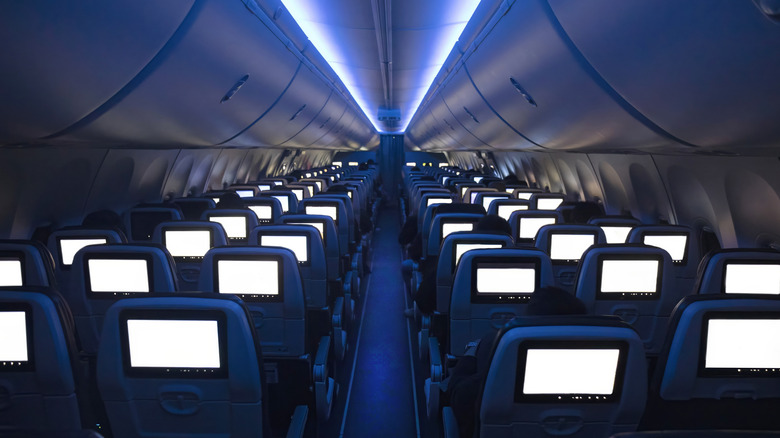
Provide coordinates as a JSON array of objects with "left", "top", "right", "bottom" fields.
[{"left": 339, "top": 206, "right": 420, "bottom": 437}]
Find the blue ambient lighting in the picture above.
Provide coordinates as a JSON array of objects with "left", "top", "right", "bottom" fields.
[{"left": 282, "top": 0, "right": 481, "bottom": 134}]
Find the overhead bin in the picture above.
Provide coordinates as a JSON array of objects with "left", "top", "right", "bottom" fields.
[
  {"left": 0, "top": 0, "right": 195, "bottom": 143},
  {"left": 281, "top": 92, "right": 347, "bottom": 148},
  {"left": 548, "top": 0, "right": 780, "bottom": 151},
  {"left": 427, "top": 96, "right": 475, "bottom": 150},
  {"left": 464, "top": 0, "right": 668, "bottom": 151}
]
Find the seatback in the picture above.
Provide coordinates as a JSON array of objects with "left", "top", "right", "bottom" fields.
[
  {"left": 628, "top": 225, "right": 700, "bottom": 297},
  {"left": 172, "top": 197, "right": 217, "bottom": 221},
  {"left": 258, "top": 190, "right": 298, "bottom": 214},
  {"left": 123, "top": 206, "right": 182, "bottom": 243},
  {"left": 695, "top": 248, "right": 780, "bottom": 295},
  {"left": 421, "top": 203, "right": 486, "bottom": 247},
  {"left": 426, "top": 213, "right": 484, "bottom": 259},
  {"left": 449, "top": 248, "right": 554, "bottom": 353},
  {"left": 479, "top": 316, "right": 647, "bottom": 437},
  {"left": 229, "top": 185, "right": 259, "bottom": 198},
  {"left": 68, "top": 243, "right": 178, "bottom": 354},
  {"left": 201, "top": 209, "right": 258, "bottom": 245},
  {"left": 300, "top": 198, "right": 351, "bottom": 253},
  {"left": 529, "top": 193, "right": 566, "bottom": 210},
  {"left": 152, "top": 221, "right": 229, "bottom": 291},
  {"left": 243, "top": 197, "right": 284, "bottom": 225},
  {"left": 198, "top": 246, "right": 306, "bottom": 357},
  {"left": 647, "top": 295, "right": 780, "bottom": 430},
  {"left": 513, "top": 188, "right": 543, "bottom": 200},
  {"left": 464, "top": 188, "right": 497, "bottom": 205},
  {"left": 314, "top": 193, "right": 355, "bottom": 240},
  {"left": 251, "top": 225, "right": 328, "bottom": 309},
  {"left": 47, "top": 228, "right": 126, "bottom": 297},
  {"left": 436, "top": 233, "right": 514, "bottom": 314},
  {"left": 286, "top": 184, "right": 311, "bottom": 202},
  {"left": 280, "top": 215, "right": 341, "bottom": 280},
  {"left": 535, "top": 224, "right": 607, "bottom": 291},
  {"left": 0, "top": 240, "right": 57, "bottom": 288},
  {"left": 589, "top": 216, "right": 642, "bottom": 244},
  {"left": 474, "top": 192, "right": 511, "bottom": 213},
  {"left": 97, "top": 295, "right": 267, "bottom": 438},
  {"left": 575, "top": 244, "right": 675, "bottom": 354},
  {"left": 0, "top": 288, "right": 82, "bottom": 431},
  {"left": 417, "top": 193, "right": 455, "bottom": 228},
  {"left": 509, "top": 210, "right": 563, "bottom": 246},
  {"left": 487, "top": 199, "right": 531, "bottom": 221}
]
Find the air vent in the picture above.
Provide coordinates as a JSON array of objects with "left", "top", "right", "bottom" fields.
[
  {"left": 510, "top": 77, "right": 537, "bottom": 107},
  {"left": 463, "top": 106, "right": 480, "bottom": 124},
  {"left": 220, "top": 74, "right": 249, "bottom": 103},
  {"left": 290, "top": 105, "right": 307, "bottom": 121}
]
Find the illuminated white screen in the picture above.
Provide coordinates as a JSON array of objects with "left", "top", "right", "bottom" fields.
[
  {"left": 272, "top": 196, "right": 290, "bottom": 213},
  {"left": 165, "top": 230, "right": 212, "bottom": 257},
  {"left": 505, "top": 188, "right": 515, "bottom": 194},
  {"left": 0, "top": 260, "right": 23, "bottom": 287},
  {"left": 127, "top": 319, "right": 220, "bottom": 368},
  {"left": 304, "top": 186, "right": 314, "bottom": 198},
  {"left": 516, "top": 191, "right": 535, "bottom": 200},
  {"left": 349, "top": 161, "right": 359, "bottom": 166},
  {"left": 473, "top": 176, "right": 484, "bottom": 183},
  {"left": 290, "top": 222, "right": 324, "bottom": 239},
  {"left": 439, "top": 163, "right": 448, "bottom": 168},
  {"left": 261, "top": 235, "right": 308, "bottom": 263},
  {"left": 442, "top": 222, "right": 473, "bottom": 239},
  {"left": 455, "top": 243, "right": 503, "bottom": 266},
  {"left": 406, "top": 162, "right": 416, "bottom": 167},
  {"left": 217, "top": 260, "right": 279, "bottom": 295},
  {"left": 442, "top": 177, "right": 450, "bottom": 185},
  {"left": 305, "top": 173, "right": 312, "bottom": 178},
  {"left": 643, "top": 235, "right": 687, "bottom": 261},
  {"left": 523, "top": 349, "right": 620, "bottom": 395},
  {"left": 550, "top": 234, "right": 595, "bottom": 261},
  {"left": 461, "top": 187, "right": 469, "bottom": 198},
  {"left": 257, "top": 184, "right": 272, "bottom": 191},
  {"left": 601, "top": 226, "right": 633, "bottom": 244},
  {"left": 536, "top": 197, "right": 564, "bottom": 210},
  {"left": 724, "top": 264, "right": 780, "bottom": 294},
  {"left": 290, "top": 189, "right": 304, "bottom": 202},
  {"left": 476, "top": 268, "right": 535, "bottom": 294},
  {"left": 332, "top": 162, "right": 342, "bottom": 167},
  {"left": 306, "top": 205, "right": 338, "bottom": 222},
  {"left": 273, "top": 181, "right": 284, "bottom": 186},
  {"left": 705, "top": 319, "right": 780, "bottom": 368},
  {"left": 347, "top": 191, "right": 352, "bottom": 199},
  {"left": 236, "top": 189, "right": 254, "bottom": 198},
  {"left": 482, "top": 196, "right": 506, "bottom": 211},
  {"left": 427, "top": 197, "right": 452, "bottom": 207},
  {"left": 314, "top": 181, "right": 322, "bottom": 191},
  {"left": 498, "top": 204, "right": 528, "bottom": 221},
  {"left": 0, "top": 311, "right": 28, "bottom": 361},
  {"left": 209, "top": 216, "right": 247, "bottom": 239},
  {"left": 330, "top": 176, "right": 336, "bottom": 182},
  {"left": 519, "top": 217, "right": 557, "bottom": 239},
  {"left": 470, "top": 192, "right": 481, "bottom": 203},
  {"left": 88, "top": 259, "right": 149, "bottom": 293},
  {"left": 249, "top": 205, "right": 273, "bottom": 220},
  {"left": 600, "top": 259, "right": 659, "bottom": 293},
  {"left": 60, "top": 238, "right": 108, "bottom": 266}
]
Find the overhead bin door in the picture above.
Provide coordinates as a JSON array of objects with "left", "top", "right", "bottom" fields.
[{"left": 281, "top": 92, "right": 347, "bottom": 148}]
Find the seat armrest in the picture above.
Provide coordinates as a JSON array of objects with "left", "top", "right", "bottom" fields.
[
  {"left": 442, "top": 406, "right": 460, "bottom": 438},
  {"left": 429, "top": 336, "right": 443, "bottom": 383},
  {"left": 313, "top": 335, "right": 331, "bottom": 382},
  {"left": 285, "top": 405, "right": 309, "bottom": 438}
]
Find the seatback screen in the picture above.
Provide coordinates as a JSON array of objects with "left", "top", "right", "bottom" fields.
[
  {"left": 290, "top": 189, "right": 304, "bottom": 202},
  {"left": 306, "top": 205, "right": 338, "bottom": 223},
  {"left": 427, "top": 197, "right": 452, "bottom": 207},
  {"left": 598, "top": 258, "right": 660, "bottom": 298},
  {"left": 497, "top": 204, "right": 528, "bottom": 221},
  {"left": 549, "top": 234, "right": 595, "bottom": 262},
  {"left": 0, "top": 259, "right": 23, "bottom": 287},
  {"left": 249, "top": 205, "right": 273, "bottom": 220},
  {"left": 600, "top": 226, "right": 633, "bottom": 244},
  {"left": 209, "top": 216, "right": 247, "bottom": 239},
  {"left": 724, "top": 263, "right": 780, "bottom": 294},
  {"left": 272, "top": 195, "right": 290, "bottom": 213},
  {"left": 59, "top": 238, "right": 108, "bottom": 266},
  {"left": 235, "top": 189, "right": 254, "bottom": 198},
  {"left": 454, "top": 243, "right": 503, "bottom": 267},
  {"left": 520, "top": 347, "right": 622, "bottom": 400},
  {"left": 442, "top": 222, "right": 473, "bottom": 240},
  {"left": 260, "top": 235, "right": 308, "bottom": 263},
  {"left": 87, "top": 258, "right": 150, "bottom": 294},
  {"left": 0, "top": 310, "right": 30, "bottom": 367},
  {"left": 703, "top": 315, "right": 780, "bottom": 375},
  {"left": 536, "top": 197, "right": 563, "bottom": 210},
  {"left": 216, "top": 259, "right": 280, "bottom": 301},
  {"left": 643, "top": 234, "right": 687, "bottom": 262},
  {"left": 164, "top": 230, "right": 212, "bottom": 258},
  {"left": 289, "top": 222, "right": 324, "bottom": 239},
  {"left": 476, "top": 266, "right": 535, "bottom": 295},
  {"left": 482, "top": 196, "right": 506, "bottom": 211},
  {"left": 519, "top": 217, "right": 557, "bottom": 240}
]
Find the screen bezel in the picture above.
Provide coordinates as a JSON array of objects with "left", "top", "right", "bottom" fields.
[
  {"left": 595, "top": 254, "right": 663, "bottom": 300},
  {"left": 0, "top": 251, "right": 25, "bottom": 287},
  {"left": 721, "top": 260, "right": 780, "bottom": 295},
  {"left": 259, "top": 233, "right": 311, "bottom": 267},
  {"left": 699, "top": 311, "right": 780, "bottom": 377},
  {"left": 641, "top": 231, "right": 689, "bottom": 265},
  {"left": 547, "top": 232, "right": 597, "bottom": 264},
  {"left": 119, "top": 309, "right": 228, "bottom": 378},
  {"left": 212, "top": 254, "right": 284, "bottom": 303},
  {"left": 514, "top": 340, "right": 628, "bottom": 403},
  {"left": 470, "top": 257, "right": 541, "bottom": 304},
  {"left": 162, "top": 226, "right": 215, "bottom": 260},
  {"left": 84, "top": 252, "right": 154, "bottom": 298},
  {"left": 0, "top": 303, "right": 35, "bottom": 372}
]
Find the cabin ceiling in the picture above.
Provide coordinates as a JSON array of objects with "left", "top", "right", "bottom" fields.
[{"left": 1, "top": 1, "right": 780, "bottom": 155}]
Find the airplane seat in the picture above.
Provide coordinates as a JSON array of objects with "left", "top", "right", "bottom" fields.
[
  {"left": 414, "top": 189, "right": 451, "bottom": 219},
  {"left": 122, "top": 206, "right": 182, "bottom": 243},
  {"left": 466, "top": 315, "right": 647, "bottom": 438},
  {"left": 299, "top": 198, "right": 351, "bottom": 259},
  {"left": 46, "top": 228, "right": 125, "bottom": 300},
  {"left": 589, "top": 216, "right": 643, "bottom": 245},
  {"left": 463, "top": 188, "right": 497, "bottom": 206},
  {"left": 641, "top": 294, "right": 780, "bottom": 431},
  {"left": 508, "top": 210, "right": 564, "bottom": 247},
  {"left": 0, "top": 287, "right": 84, "bottom": 432},
  {"left": 534, "top": 224, "right": 607, "bottom": 292},
  {"left": 279, "top": 214, "right": 343, "bottom": 289},
  {"left": 67, "top": 243, "right": 178, "bottom": 356},
  {"left": 0, "top": 240, "right": 58, "bottom": 288},
  {"left": 96, "top": 294, "right": 289, "bottom": 438},
  {"left": 243, "top": 196, "right": 284, "bottom": 225},
  {"left": 448, "top": 248, "right": 555, "bottom": 356},
  {"left": 171, "top": 197, "right": 217, "bottom": 221},
  {"left": 473, "top": 192, "right": 511, "bottom": 213},
  {"left": 420, "top": 203, "right": 486, "bottom": 252},
  {"left": 574, "top": 244, "right": 675, "bottom": 355},
  {"left": 693, "top": 248, "right": 780, "bottom": 295},
  {"left": 201, "top": 209, "right": 258, "bottom": 246},
  {"left": 513, "top": 188, "right": 543, "bottom": 201},
  {"left": 486, "top": 199, "right": 531, "bottom": 222},
  {"left": 425, "top": 213, "right": 484, "bottom": 260},
  {"left": 151, "top": 221, "right": 228, "bottom": 291},
  {"left": 628, "top": 225, "right": 701, "bottom": 299},
  {"left": 228, "top": 185, "right": 260, "bottom": 198},
  {"left": 258, "top": 190, "right": 299, "bottom": 214}
]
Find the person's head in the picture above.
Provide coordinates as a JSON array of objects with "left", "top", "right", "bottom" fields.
[
  {"left": 327, "top": 184, "right": 349, "bottom": 193},
  {"left": 526, "top": 286, "right": 587, "bottom": 316},
  {"left": 82, "top": 209, "right": 124, "bottom": 232},
  {"left": 473, "top": 214, "right": 511, "bottom": 236},
  {"left": 566, "top": 201, "right": 605, "bottom": 224},
  {"left": 411, "top": 166, "right": 421, "bottom": 171},
  {"left": 358, "top": 162, "right": 369, "bottom": 170},
  {"left": 503, "top": 173, "right": 520, "bottom": 184},
  {"left": 217, "top": 192, "right": 245, "bottom": 209}
]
